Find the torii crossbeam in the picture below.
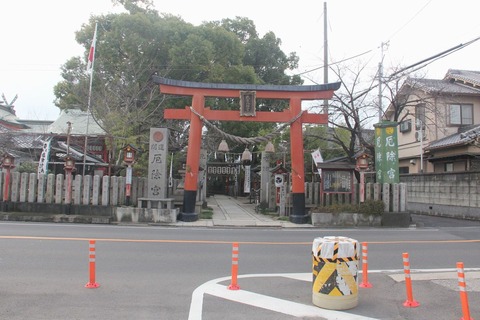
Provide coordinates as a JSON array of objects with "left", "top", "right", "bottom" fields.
[{"left": 154, "top": 76, "right": 340, "bottom": 223}]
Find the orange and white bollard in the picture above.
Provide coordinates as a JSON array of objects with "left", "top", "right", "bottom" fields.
[
  {"left": 402, "top": 252, "right": 419, "bottom": 307},
  {"left": 85, "top": 240, "right": 100, "bottom": 289},
  {"left": 228, "top": 242, "right": 240, "bottom": 290},
  {"left": 359, "top": 242, "right": 372, "bottom": 288},
  {"left": 457, "top": 262, "right": 473, "bottom": 320}
]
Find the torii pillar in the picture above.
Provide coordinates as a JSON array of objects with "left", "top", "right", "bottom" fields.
[{"left": 154, "top": 77, "right": 340, "bottom": 223}]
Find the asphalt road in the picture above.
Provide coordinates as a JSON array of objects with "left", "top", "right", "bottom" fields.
[{"left": 0, "top": 219, "right": 479, "bottom": 319}]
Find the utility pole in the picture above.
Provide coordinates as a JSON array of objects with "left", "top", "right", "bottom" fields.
[
  {"left": 323, "top": 2, "right": 329, "bottom": 114},
  {"left": 378, "top": 42, "right": 389, "bottom": 122}
]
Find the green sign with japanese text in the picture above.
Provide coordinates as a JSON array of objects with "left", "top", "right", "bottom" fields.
[{"left": 374, "top": 121, "right": 399, "bottom": 183}]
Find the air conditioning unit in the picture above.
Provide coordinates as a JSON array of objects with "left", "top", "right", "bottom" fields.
[
  {"left": 399, "top": 120, "right": 411, "bottom": 133},
  {"left": 415, "top": 131, "right": 427, "bottom": 142}
]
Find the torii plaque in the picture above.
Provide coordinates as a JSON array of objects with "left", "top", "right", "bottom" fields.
[{"left": 153, "top": 76, "right": 340, "bottom": 223}]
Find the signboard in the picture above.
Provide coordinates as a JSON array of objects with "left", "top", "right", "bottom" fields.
[
  {"left": 148, "top": 128, "right": 169, "bottom": 199},
  {"left": 322, "top": 170, "right": 352, "bottom": 193},
  {"left": 207, "top": 163, "right": 240, "bottom": 175},
  {"left": 240, "top": 91, "right": 256, "bottom": 116},
  {"left": 374, "top": 121, "right": 399, "bottom": 183},
  {"left": 274, "top": 174, "right": 284, "bottom": 187}
]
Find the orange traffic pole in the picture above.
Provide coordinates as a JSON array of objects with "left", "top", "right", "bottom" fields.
[
  {"left": 359, "top": 242, "right": 372, "bottom": 288},
  {"left": 457, "top": 262, "right": 473, "bottom": 320},
  {"left": 85, "top": 240, "right": 100, "bottom": 288},
  {"left": 402, "top": 252, "right": 419, "bottom": 307},
  {"left": 228, "top": 242, "right": 240, "bottom": 290}
]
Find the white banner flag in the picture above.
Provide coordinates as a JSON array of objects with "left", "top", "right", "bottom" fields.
[
  {"left": 311, "top": 148, "right": 323, "bottom": 176},
  {"left": 37, "top": 137, "right": 52, "bottom": 176},
  {"left": 244, "top": 165, "right": 251, "bottom": 193}
]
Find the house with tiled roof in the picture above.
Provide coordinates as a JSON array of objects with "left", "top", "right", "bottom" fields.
[
  {"left": 1, "top": 104, "right": 112, "bottom": 175},
  {"left": 385, "top": 69, "right": 480, "bottom": 173}
]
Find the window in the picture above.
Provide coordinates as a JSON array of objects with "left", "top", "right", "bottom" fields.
[
  {"left": 448, "top": 104, "right": 473, "bottom": 126},
  {"left": 415, "top": 104, "right": 426, "bottom": 129},
  {"left": 399, "top": 167, "right": 409, "bottom": 174},
  {"left": 445, "top": 162, "right": 454, "bottom": 172},
  {"left": 399, "top": 119, "right": 412, "bottom": 133}
]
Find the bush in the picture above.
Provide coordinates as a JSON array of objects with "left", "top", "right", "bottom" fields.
[
  {"left": 200, "top": 207, "right": 213, "bottom": 219},
  {"left": 357, "top": 200, "right": 385, "bottom": 216},
  {"left": 312, "top": 200, "right": 384, "bottom": 216},
  {"left": 17, "top": 162, "right": 37, "bottom": 173}
]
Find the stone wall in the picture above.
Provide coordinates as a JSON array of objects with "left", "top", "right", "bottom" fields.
[{"left": 400, "top": 172, "right": 480, "bottom": 220}]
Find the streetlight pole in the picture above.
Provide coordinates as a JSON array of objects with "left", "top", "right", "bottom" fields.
[{"left": 420, "top": 120, "right": 424, "bottom": 173}]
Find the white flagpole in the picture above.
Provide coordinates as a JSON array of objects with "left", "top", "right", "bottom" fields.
[{"left": 83, "top": 22, "right": 98, "bottom": 176}]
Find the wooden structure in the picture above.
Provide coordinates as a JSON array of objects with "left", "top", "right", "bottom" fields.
[{"left": 154, "top": 77, "right": 340, "bottom": 223}]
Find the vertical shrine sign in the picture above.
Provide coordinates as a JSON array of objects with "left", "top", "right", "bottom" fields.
[
  {"left": 374, "top": 121, "right": 399, "bottom": 184},
  {"left": 148, "top": 128, "right": 169, "bottom": 198}
]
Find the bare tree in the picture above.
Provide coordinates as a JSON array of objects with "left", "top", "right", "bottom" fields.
[{"left": 326, "top": 62, "right": 378, "bottom": 161}]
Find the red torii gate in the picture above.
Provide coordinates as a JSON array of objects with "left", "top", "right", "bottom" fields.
[{"left": 154, "top": 77, "right": 340, "bottom": 223}]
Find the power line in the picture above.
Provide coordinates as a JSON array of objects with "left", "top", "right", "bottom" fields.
[
  {"left": 293, "top": 49, "right": 374, "bottom": 77},
  {"left": 386, "top": 0, "right": 433, "bottom": 42},
  {"left": 389, "top": 36, "right": 480, "bottom": 78}
]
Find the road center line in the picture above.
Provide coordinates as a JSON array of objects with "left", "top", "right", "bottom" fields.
[{"left": 1, "top": 235, "right": 480, "bottom": 245}]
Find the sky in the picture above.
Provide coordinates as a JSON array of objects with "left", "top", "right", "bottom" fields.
[{"left": 1, "top": 0, "right": 480, "bottom": 121}]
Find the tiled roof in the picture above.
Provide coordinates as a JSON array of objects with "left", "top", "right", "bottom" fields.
[
  {"left": 406, "top": 78, "right": 480, "bottom": 95},
  {"left": 47, "top": 109, "right": 106, "bottom": 135},
  {"left": 445, "top": 69, "right": 480, "bottom": 88},
  {"left": 426, "top": 124, "right": 480, "bottom": 150},
  {"left": 0, "top": 127, "right": 43, "bottom": 149},
  {"left": 18, "top": 120, "right": 53, "bottom": 133},
  {"left": 0, "top": 106, "right": 30, "bottom": 129}
]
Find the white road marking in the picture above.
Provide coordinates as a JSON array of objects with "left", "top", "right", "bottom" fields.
[
  {"left": 188, "top": 268, "right": 480, "bottom": 320},
  {"left": 188, "top": 273, "right": 379, "bottom": 320},
  {"left": 389, "top": 270, "right": 480, "bottom": 282}
]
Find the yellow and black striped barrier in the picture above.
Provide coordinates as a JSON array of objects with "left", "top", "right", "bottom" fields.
[{"left": 312, "top": 236, "right": 359, "bottom": 310}]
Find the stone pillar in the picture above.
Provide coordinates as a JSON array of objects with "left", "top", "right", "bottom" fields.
[
  {"left": 92, "top": 175, "right": 100, "bottom": 205},
  {"left": 0, "top": 172, "right": 3, "bottom": 201},
  {"left": 55, "top": 174, "right": 64, "bottom": 204},
  {"left": 37, "top": 174, "right": 46, "bottom": 203},
  {"left": 82, "top": 175, "right": 92, "bottom": 205},
  {"left": 374, "top": 183, "right": 381, "bottom": 201},
  {"left": 131, "top": 177, "right": 138, "bottom": 203},
  {"left": 73, "top": 175, "right": 82, "bottom": 205},
  {"left": 10, "top": 172, "right": 20, "bottom": 202},
  {"left": 118, "top": 177, "right": 126, "bottom": 205},
  {"left": 148, "top": 128, "right": 169, "bottom": 199},
  {"left": 101, "top": 175, "right": 109, "bottom": 206},
  {"left": 400, "top": 183, "right": 407, "bottom": 212},
  {"left": 382, "top": 183, "right": 390, "bottom": 212},
  {"left": 45, "top": 174, "right": 55, "bottom": 204},
  {"left": 392, "top": 183, "right": 400, "bottom": 212},
  {"left": 28, "top": 173, "right": 37, "bottom": 203},
  {"left": 110, "top": 176, "right": 119, "bottom": 206},
  {"left": 19, "top": 172, "right": 28, "bottom": 202},
  {"left": 260, "top": 152, "right": 271, "bottom": 205}
]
